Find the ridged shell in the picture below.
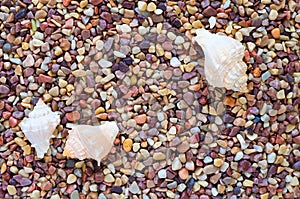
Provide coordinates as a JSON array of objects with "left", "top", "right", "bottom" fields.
[
  {"left": 19, "top": 99, "right": 60, "bottom": 158},
  {"left": 63, "top": 121, "right": 119, "bottom": 165},
  {"left": 193, "top": 29, "right": 248, "bottom": 92}
]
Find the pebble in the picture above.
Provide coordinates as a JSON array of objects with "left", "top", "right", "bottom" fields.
[
  {"left": 7, "top": 185, "right": 17, "bottom": 195},
  {"left": 147, "top": 2, "right": 156, "bottom": 12},
  {"left": 138, "top": 1, "right": 147, "bottom": 11},
  {"left": 271, "top": 28, "right": 280, "bottom": 39},
  {"left": 3, "top": 43, "right": 12, "bottom": 53},
  {"left": 99, "top": 59, "right": 113, "bottom": 68},
  {"left": 67, "top": 174, "right": 77, "bottom": 184},
  {"left": 129, "top": 181, "right": 140, "bottom": 194},
  {"left": 269, "top": 10, "right": 278, "bottom": 20},
  {"left": 158, "top": 169, "right": 167, "bottom": 178},
  {"left": 0, "top": 85, "right": 10, "bottom": 94},
  {"left": 172, "top": 157, "right": 182, "bottom": 171},
  {"left": 170, "top": 57, "right": 181, "bottom": 67},
  {"left": 123, "top": 138, "right": 133, "bottom": 152},
  {"left": 203, "top": 165, "right": 218, "bottom": 175},
  {"left": 178, "top": 168, "right": 189, "bottom": 180}
]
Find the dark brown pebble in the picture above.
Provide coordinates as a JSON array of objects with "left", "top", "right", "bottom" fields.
[{"left": 203, "top": 6, "right": 217, "bottom": 17}]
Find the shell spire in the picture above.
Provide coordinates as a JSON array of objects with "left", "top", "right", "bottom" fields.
[
  {"left": 193, "top": 29, "right": 249, "bottom": 92},
  {"left": 19, "top": 99, "right": 60, "bottom": 158},
  {"left": 63, "top": 121, "right": 119, "bottom": 165}
]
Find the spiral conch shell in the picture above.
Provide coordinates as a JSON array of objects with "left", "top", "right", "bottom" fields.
[
  {"left": 193, "top": 29, "right": 249, "bottom": 92},
  {"left": 63, "top": 121, "right": 119, "bottom": 165},
  {"left": 19, "top": 99, "right": 60, "bottom": 158}
]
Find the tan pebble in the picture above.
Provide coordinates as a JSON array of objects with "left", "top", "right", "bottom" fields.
[
  {"left": 243, "top": 179, "right": 254, "bottom": 187},
  {"left": 123, "top": 138, "right": 133, "bottom": 152},
  {"left": 213, "top": 158, "right": 224, "bottom": 167},
  {"left": 49, "top": 86, "right": 59, "bottom": 97},
  {"left": 79, "top": 0, "right": 88, "bottom": 8},
  {"left": 95, "top": 107, "right": 105, "bottom": 115},
  {"left": 35, "top": 10, "right": 47, "bottom": 20},
  {"left": 147, "top": 2, "right": 156, "bottom": 12},
  {"left": 271, "top": 28, "right": 280, "bottom": 39},
  {"left": 187, "top": 5, "right": 198, "bottom": 14},
  {"left": 260, "top": 193, "right": 269, "bottom": 199},
  {"left": 178, "top": 168, "right": 189, "bottom": 180},
  {"left": 14, "top": 137, "right": 26, "bottom": 147},
  {"left": 138, "top": 1, "right": 147, "bottom": 11},
  {"left": 54, "top": 47, "right": 63, "bottom": 56},
  {"left": 233, "top": 118, "right": 246, "bottom": 126},
  {"left": 1, "top": 163, "right": 7, "bottom": 174},
  {"left": 23, "top": 145, "right": 31, "bottom": 155},
  {"left": 7, "top": 185, "right": 17, "bottom": 195}
]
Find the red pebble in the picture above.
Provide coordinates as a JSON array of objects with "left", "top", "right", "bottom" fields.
[
  {"left": 9, "top": 117, "right": 18, "bottom": 127},
  {"left": 38, "top": 74, "right": 52, "bottom": 83}
]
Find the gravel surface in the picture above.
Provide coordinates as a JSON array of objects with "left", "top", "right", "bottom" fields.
[{"left": 0, "top": 0, "right": 300, "bottom": 198}]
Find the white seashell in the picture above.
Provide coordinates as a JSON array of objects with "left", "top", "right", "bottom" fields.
[
  {"left": 193, "top": 29, "right": 249, "bottom": 92},
  {"left": 19, "top": 99, "right": 60, "bottom": 158},
  {"left": 63, "top": 121, "right": 119, "bottom": 165}
]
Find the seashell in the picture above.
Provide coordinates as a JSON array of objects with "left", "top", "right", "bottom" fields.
[
  {"left": 63, "top": 121, "right": 119, "bottom": 165},
  {"left": 193, "top": 29, "right": 249, "bottom": 92},
  {"left": 19, "top": 99, "right": 60, "bottom": 158}
]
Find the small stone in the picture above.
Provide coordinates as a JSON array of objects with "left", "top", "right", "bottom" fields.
[
  {"left": 293, "top": 161, "right": 300, "bottom": 170},
  {"left": 243, "top": 179, "right": 254, "bottom": 187},
  {"left": 178, "top": 168, "right": 189, "bottom": 180},
  {"left": 129, "top": 181, "right": 140, "bottom": 194},
  {"left": 99, "top": 59, "right": 112, "bottom": 68},
  {"left": 268, "top": 10, "right": 278, "bottom": 20},
  {"left": 271, "top": 28, "right": 280, "bottom": 39},
  {"left": 35, "top": 10, "right": 47, "bottom": 20},
  {"left": 138, "top": 1, "right": 147, "bottom": 11},
  {"left": 213, "top": 159, "right": 224, "bottom": 167},
  {"left": 83, "top": 7, "right": 94, "bottom": 17},
  {"left": 123, "top": 139, "right": 133, "bottom": 152},
  {"left": 49, "top": 86, "right": 59, "bottom": 97},
  {"left": 134, "top": 114, "right": 147, "bottom": 124},
  {"left": 267, "top": 152, "right": 276, "bottom": 163},
  {"left": 147, "top": 2, "right": 156, "bottom": 12},
  {"left": 66, "top": 111, "right": 80, "bottom": 122},
  {"left": 203, "top": 165, "right": 218, "bottom": 175},
  {"left": 67, "top": 174, "right": 77, "bottom": 184},
  {"left": 7, "top": 185, "right": 17, "bottom": 195},
  {"left": 90, "top": 0, "right": 102, "bottom": 5},
  {"left": 261, "top": 71, "right": 271, "bottom": 81},
  {"left": 187, "top": 5, "right": 198, "bottom": 14},
  {"left": 70, "top": 190, "right": 80, "bottom": 199},
  {"left": 170, "top": 57, "right": 181, "bottom": 67},
  {"left": 233, "top": 118, "right": 246, "bottom": 126},
  {"left": 203, "top": 6, "right": 217, "bottom": 17},
  {"left": 0, "top": 85, "right": 10, "bottom": 94},
  {"left": 276, "top": 90, "right": 285, "bottom": 99},
  {"left": 23, "top": 54, "right": 35, "bottom": 67},
  {"left": 295, "top": 14, "right": 300, "bottom": 23},
  {"left": 158, "top": 169, "right": 167, "bottom": 178},
  {"left": 172, "top": 157, "right": 182, "bottom": 171},
  {"left": 153, "top": 152, "right": 166, "bottom": 160},
  {"left": 104, "top": 174, "right": 115, "bottom": 183},
  {"left": 3, "top": 43, "right": 12, "bottom": 53}
]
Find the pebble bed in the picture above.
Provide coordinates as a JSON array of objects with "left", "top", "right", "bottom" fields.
[{"left": 0, "top": 0, "right": 300, "bottom": 198}]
